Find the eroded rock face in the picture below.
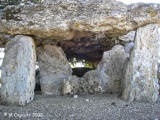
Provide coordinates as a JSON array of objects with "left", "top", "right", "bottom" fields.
[
  {"left": 61, "top": 70, "right": 102, "bottom": 95},
  {"left": 124, "top": 42, "right": 134, "bottom": 54},
  {"left": 119, "top": 31, "right": 135, "bottom": 43},
  {"left": 0, "top": 0, "right": 159, "bottom": 104},
  {"left": 62, "top": 45, "right": 129, "bottom": 94},
  {"left": 79, "top": 70, "right": 102, "bottom": 94},
  {"left": 0, "top": 0, "right": 160, "bottom": 62},
  {"left": 0, "top": 0, "right": 159, "bottom": 41},
  {"left": 0, "top": 34, "right": 12, "bottom": 47},
  {"left": 0, "top": 35, "right": 36, "bottom": 106},
  {"left": 97, "top": 45, "right": 129, "bottom": 93},
  {"left": 122, "top": 24, "right": 160, "bottom": 102},
  {"left": 61, "top": 75, "right": 79, "bottom": 95},
  {"left": 37, "top": 44, "right": 72, "bottom": 95}
]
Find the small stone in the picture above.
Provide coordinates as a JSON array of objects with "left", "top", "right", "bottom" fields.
[
  {"left": 119, "top": 31, "right": 136, "bottom": 43},
  {"left": 86, "top": 99, "right": 89, "bottom": 102},
  {"left": 111, "top": 102, "right": 116, "bottom": 106},
  {"left": 125, "top": 104, "right": 129, "bottom": 107},
  {"left": 74, "top": 95, "right": 78, "bottom": 99},
  {"left": 4, "top": 112, "right": 7, "bottom": 117}
]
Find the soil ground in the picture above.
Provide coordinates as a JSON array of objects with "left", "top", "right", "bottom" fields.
[{"left": 0, "top": 92, "right": 160, "bottom": 120}]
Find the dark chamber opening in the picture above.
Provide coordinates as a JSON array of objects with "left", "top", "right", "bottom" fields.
[
  {"left": 72, "top": 67, "right": 94, "bottom": 77},
  {"left": 68, "top": 58, "right": 99, "bottom": 77}
]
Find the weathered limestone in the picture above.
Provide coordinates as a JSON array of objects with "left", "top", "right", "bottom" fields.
[
  {"left": 122, "top": 24, "right": 160, "bottom": 102},
  {"left": 97, "top": 45, "right": 129, "bottom": 93},
  {"left": 79, "top": 70, "right": 102, "bottom": 94},
  {"left": 0, "top": 1, "right": 160, "bottom": 40},
  {"left": 119, "top": 31, "right": 135, "bottom": 54},
  {"left": 62, "top": 45, "right": 129, "bottom": 94},
  {"left": 61, "top": 70, "right": 102, "bottom": 95},
  {"left": 0, "top": 34, "right": 12, "bottom": 47},
  {"left": 37, "top": 44, "right": 72, "bottom": 95},
  {"left": 124, "top": 42, "right": 134, "bottom": 54},
  {"left": 61, "top": 75, "right": 79, "bottom": 95},
  {"left": 0, "top": 35, "right": 36, "bottom": 106},
  {"left": 0, "top": 0, "right": 159, "bottom": 105},
  {"left": 119, "top": 31, "right": 135, "bottom": 43}
]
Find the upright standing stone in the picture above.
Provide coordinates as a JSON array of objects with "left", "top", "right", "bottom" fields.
[
  {"left": 122, "top": 24, "right": 160, "bottom": 102},
  {"left": 0, "top": 35, "right": 36, "bottom": 106},
  {"left": 97, "top": 45, "right": 129, "bottom": 93},
  {"left": 37, "top": 44, "right": 72, "bottom": 95}
]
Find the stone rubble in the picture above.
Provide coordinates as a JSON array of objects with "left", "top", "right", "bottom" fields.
[{"left": 62, "top": 45, "right": 129, "bottom": 95}]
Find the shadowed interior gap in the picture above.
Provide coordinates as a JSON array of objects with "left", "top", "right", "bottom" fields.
[
  {"left": 0, "top": 48, "right": 5, "bottom": 89},
  {"left": 68, "top": 57, "right": 100, "bottom": 77}
]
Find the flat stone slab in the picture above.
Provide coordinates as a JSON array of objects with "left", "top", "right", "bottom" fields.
[{"left": 0, "top": 0, "right": 160, "bottom": 40}]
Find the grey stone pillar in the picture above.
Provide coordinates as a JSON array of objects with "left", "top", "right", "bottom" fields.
[
  {"left": 37, "top": 44, "right": 72, "bottom": 95},
  {"left": 0, "top": 35, "right": 36, "bottom": 106},
  {"left": 122, "top": 24, "right": 160, "bottom": 102},
  {"left": 97, "top": 45, "right": 129, "bottom": 93}
]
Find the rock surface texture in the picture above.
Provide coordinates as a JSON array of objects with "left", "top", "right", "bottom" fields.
[
  {"left": 0, "top": 0, "right": 160, "bottom": 61},
  {"left": 0, "top": 0, "right": 160, "bottom": 40},
  {"left": 0, "top": 35, "right": 36, "bottom": 106},
  {"left": 61, "top": 44, "right": 129, "bottom": 95},
  {"left": 97, "top": 45, "right": 129, "bottom": 93},
  {"left": 119, "top": 31, "right": 135, "bottom": 43},
  {"left": 122, "top": 24, "right": 160, "bottom": 102},
  {"left": 61, "top": 75, "right": 79, "bottom": 95},
  {"left": 37, "top": 44, "right": 72, "bottom": 95},
  {"left": 79, "top": 70, "right": 102, "bottom": 94}
]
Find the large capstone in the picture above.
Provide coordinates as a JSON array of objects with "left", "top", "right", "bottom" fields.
[
  {"left": 122, "top": 24, "right": 160, "bottom": 102},
  {"left": 0, "top": 1, "right": 160, "bottom": 40},
  {"left": 37, "top": 44, "right": 72, "bottom": 95},
  {"left": 0, "top": 35, "right": 36, "bottom": 106},
  {"left": 97, "top": 45, "right": 129, "bottom": 93}
]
